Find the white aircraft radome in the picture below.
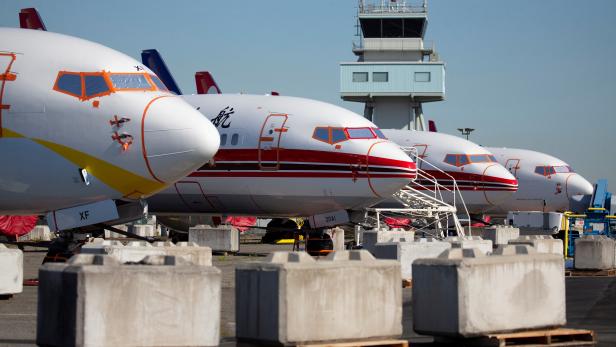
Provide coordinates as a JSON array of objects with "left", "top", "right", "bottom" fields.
[{"left": 0, "top": 28, "right": 219, "bottom": 226}]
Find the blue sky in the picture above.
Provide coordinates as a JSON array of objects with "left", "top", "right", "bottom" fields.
[{"left": 1, "top": 0, "right": 615, "bottom": 187}]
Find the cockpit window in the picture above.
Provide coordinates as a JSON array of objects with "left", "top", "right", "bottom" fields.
[
  {"left": 444, "top": 154, "right": 457, "bottom": 166},
  {"left": 372, "top": 128, "right": 387, "bottom": 139},
  {"left": 84, "top": 74, "right": 109, "bottom": 97},
  {"left": 109, "top": 74, "right": 153, "bottom": 90},
  {"left": 55, "top": 73, "right": 82, "bottom": 97},
  {"left": 331, "top": 128, "right": 347, "bottom": 143},
  {"left": 149, "top": 75, "right": 168, "bottom": 92},
  {"left": 346, "top": 127, "right": 375, "bottom": 139},
  {"left": 443, "top": 153, "right": 497, "bottom": 167},
  {"left": 535, "top": 165, "right": 572, "bottom": 176},
  {"left": 313, "top": 127, "right": 330, "bottom": 143},
  {"left": 54, "top": 71, "right": 169, "bottom": 101}
]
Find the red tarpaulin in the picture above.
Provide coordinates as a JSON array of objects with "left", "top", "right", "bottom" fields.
[
  {"left": 0, "top": 215, "right": 38, "bottom": 237},
  {"left": 471, "top": 215, "right": 492, "bottom": 227},
  {"left": 384, "top": 217, "right": 412, "bottom": 229},
  {"left": 225, "top": 216, "right": 257, "bottom": 232}
]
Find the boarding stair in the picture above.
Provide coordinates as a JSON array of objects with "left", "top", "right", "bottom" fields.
[{"left": 363, "top": 147, "right": 471, "bottom": 238}]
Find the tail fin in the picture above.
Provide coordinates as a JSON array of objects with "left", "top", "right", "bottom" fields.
[
  {"left": 141, "top": 49, "right": 182, "bottom": 95},
  {"left": 428, "top": 120, "right": 438, "bottom": 132},
  {"left": 270, "top": 91, "right": 280, "bottom": 96},
  {"left": 195, "top": 71, "right": 222, "bottom": 94},
  {"left": 19, "top": 8, "right": 47, "bottom": 31}
]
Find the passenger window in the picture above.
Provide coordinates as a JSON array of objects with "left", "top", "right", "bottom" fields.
[
  {"left": 444, "top": 154, "right": 457, "bottom": 166},
  {"left": 231, "top": 134, "right": 239, "bottom": 146},
  {"left": 84, "top": 75, "right": 109, "bottom": 97},
  {"left": 220, "top": 134, "right": 227, "bottom": 146},
  {"left": 459, "top": 155, "right": 469, "bottom": 166},
  {"left": 535, "top": 166, "right": 545, "bottom": 176},
  {"left": 55, "top": 73, "right": 82, "bottom": 97},
  {"left": 372, "top": 128, "right": 387, "bottom": 139},
  {"left": 149, "top": 75, "right": 168, "bottom": 91},
  {"left": 313, "top": 127, "right": 329, "bottom": 143},
  {"left": 110, "top": 74, "right": 152, "bottom": 90},
  {"left": 331, "top": 128, "right": 348, "bottom": 143},
  {"left": 346, "top": 127, "right": 375, "bottom": 139}
]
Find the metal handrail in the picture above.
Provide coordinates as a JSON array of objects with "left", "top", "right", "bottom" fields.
[
  {"left": 401, "top": 146, "right": 471, "bottom": 234},
  {"left": 359, "top": 0, "right": 427, "bottom": 14}
]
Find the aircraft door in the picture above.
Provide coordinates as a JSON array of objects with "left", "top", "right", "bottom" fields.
[
  {"left": 258, "top": 113, "right": 288, "bottom": 170},
  {"left": 505, "top": 159, "right": 520, "bottom": 178},
  {"left": 0, "top": 52, "right": 17, "bottom": 137},
  {"left": 413, "top": 144, "right": 428, "bottom": 170}
]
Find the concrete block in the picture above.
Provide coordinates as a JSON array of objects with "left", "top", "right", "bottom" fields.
[
  {"left": 18, "top": 225, "right": 53, "bottom": 242},
  {"left": 413, "top": 245, "right": 565, "bottom": 337},
  {"left": 131, "top": 224, "right": 155, "bottom": 237},
  {"left": 482, "top": 225, "right": 519, "bottom": 245},
  {"left": 189, "top": 225, "right": 240, "bottom": 252},
  {"left": 509, "top": 235, "right": 563, "bottom": 255},
  {"left": 37, "top": 254, "right": 221, "bottom": 347},
  {"left": 0, "top": 244, "right": 23, "bottom": 295},
  {"left": 80, "top": 240, "right": 165, "bottom": 263},
  {"left": 104, "top": 224, "right": 127, "bottom": 238},
  {"left": 373, "top": 238, "right": 451, "bottom": 279},
  {"left": 362, "top": 228, "right": 415, "bottom": 253},
  {"left": 236, "top": 250, "right": 402, "bottom": 345},
  {"left": 152, "top": 241, "right": 212, "bottom": 266},
  {"left": 445, "top": 236, "right": 493, "bottom": 254},
  {"left": 574, "top": 235, "right": 615, "bottom": 270},
  {"left": 325, "top": 227, "right": 345, "bottom": 251}
]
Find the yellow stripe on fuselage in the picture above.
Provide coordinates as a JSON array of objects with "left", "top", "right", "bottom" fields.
[{"left": 2, "top": 128, "right": 165, "bottom": 198}]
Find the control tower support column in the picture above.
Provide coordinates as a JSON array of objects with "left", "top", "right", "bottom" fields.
[{"left": 340, "top": 0, "right": 444, "bottom": 130}]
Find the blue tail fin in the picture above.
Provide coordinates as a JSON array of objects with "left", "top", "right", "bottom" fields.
[{"left": 141, "top": 49, "right": 182, "bottom": 95}]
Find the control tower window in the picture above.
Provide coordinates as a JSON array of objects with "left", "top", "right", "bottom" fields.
[
  {"left": 360, "top": 18, "right": 425, "bottom": 38},
  {"left": 373, "top": 72, "right": 388, "bottom": 82},
  {"left": 353, "top": 72, "right": 369, "bottom": 82},
  {"left": 414, "top": 72, "right": 431, "bottom": 82}
]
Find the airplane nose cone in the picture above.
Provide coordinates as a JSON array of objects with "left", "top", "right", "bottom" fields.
[
  {"left": 366, "top": 141, "right": 416, "bottom": 197},
  {"left": 566, "top": 174, "right": 594, "bottom": 198},
  {"left": 482, "top": 164, "right": 518, "bottom": 205},
  {"left": 141, "top": 96, "right": 220, "bottom": 183}
]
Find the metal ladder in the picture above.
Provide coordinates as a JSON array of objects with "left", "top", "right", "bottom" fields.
[{"left": 363, "top": 146, "right": 471, "bottom": 238}]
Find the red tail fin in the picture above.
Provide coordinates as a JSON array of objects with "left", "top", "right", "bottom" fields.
[
  {"left": 19, "top": 8, "right": 46, "bottom": 31},
  {"left": 428, "top": 120, "right": 438, "bottom": 132},
  {"left": 195, "top": 71, "right": 221, "bottom": 94},
  {"left": 270, "top": 91, "right": 280, "bottom": 96}
]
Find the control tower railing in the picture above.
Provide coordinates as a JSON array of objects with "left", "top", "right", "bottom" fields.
[{"left": 359, "top": 0, "right": 427, "bottom": 14}]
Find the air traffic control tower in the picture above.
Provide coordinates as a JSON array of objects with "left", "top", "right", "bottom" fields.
[{"left": 340, "top": 0, "right": 444, "bottom": 130}]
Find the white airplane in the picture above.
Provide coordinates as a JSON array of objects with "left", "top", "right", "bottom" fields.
[
  {"left": 0, "top": 27, "right": 219, "bottom": 231},
  {"left": 380, "top": 129, "right": 518, "bottom": 214},
  {"left": 424, "top": 121, "right": 594, "bottom": 214},
  {"left": 485, "top": 147, "right": 594, "bottom": 214},
  {"left": 140, "top": 50, "right": 416, "bottom": 226}
]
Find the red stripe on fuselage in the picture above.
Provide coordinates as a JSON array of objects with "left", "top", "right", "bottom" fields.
[
  {"left": 213, "top": 148, "right": 415, "bottom": 171},
  {"left": 189, "top": 172, "right": 416, "bottom": 179},
  {"left": 421, "top": 169, "right": 518, "bottom": 186}
]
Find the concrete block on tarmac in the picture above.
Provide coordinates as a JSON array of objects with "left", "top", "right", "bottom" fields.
[
  {"left": 189, "top": 225, "right": 240, "bottom": 252},
  {"left": 373, "top": 238, "right": 451, "bottom": 279},
  {"left": 80, "top": 239, "right": 165, "bottom": 263},
  {"left": 152, "top": 241, "right": 212, "bottom": 266},
  {"left": 445, "top": 236, "right": 493, "bottom": 254},
  {"left": 0, "top": 244, "right": 23, "bottom": 295},
  {"left": 131, "top": 224, "right": 156, "bottom": 237},
  {"left": 574, "top": 235, "right": 615, "bottom": 270},
  {"left": 37, "top": 254, "right": 221, "bottom": 347},
  {"left": 18, "top": 225, "right": 53, "bottom": 242},
  {"left": 104, "top": 224, "right": 128, "bottom": 238},
  {"left": 509, "top": 235, "right": 563, "bottom": 255},
  {"left": 236, "top": 250, "right": 402, "bottom": 345},
  {"left": 482, "top": 225, "right": 519, "bottom": 245},
  {"left": 413, "top": 245, "right": 565, "bottom": 337},
  {"left": 362, "top": 228, "right": 415, "bottom": 253}
]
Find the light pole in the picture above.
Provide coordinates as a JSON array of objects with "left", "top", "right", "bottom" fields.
[{"left": 457, "top": 128, "right": 475, "bottom": 140}]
